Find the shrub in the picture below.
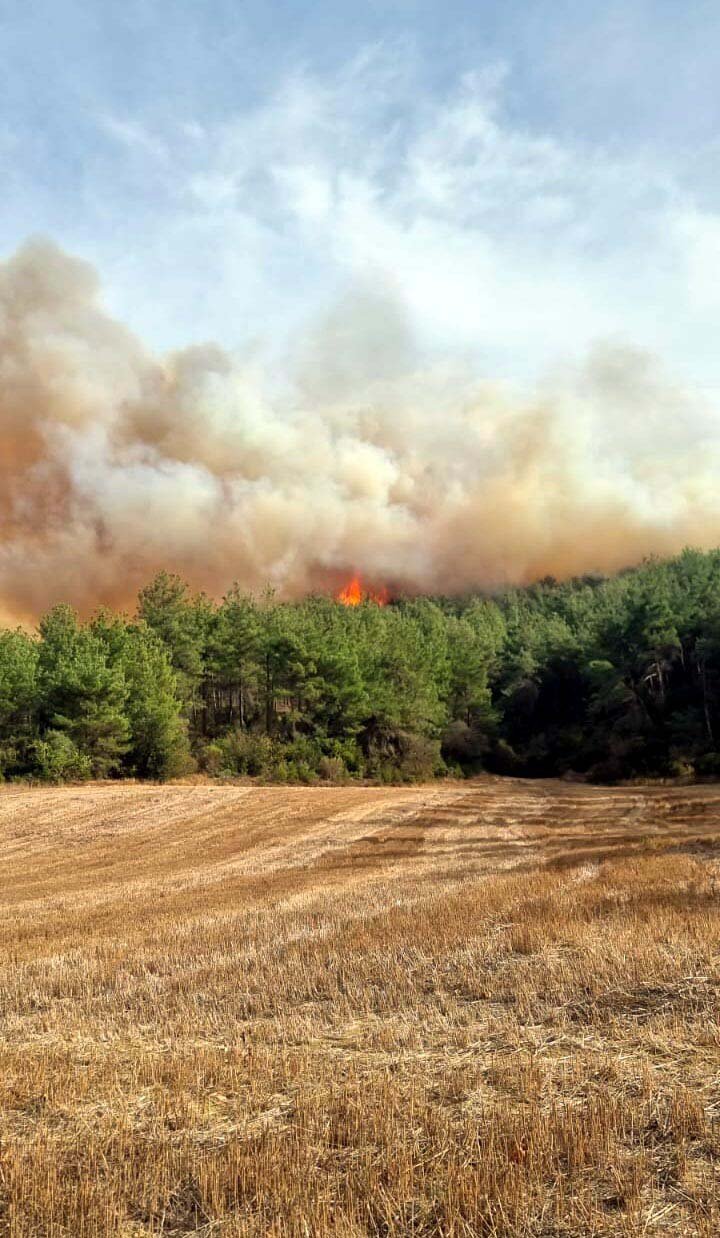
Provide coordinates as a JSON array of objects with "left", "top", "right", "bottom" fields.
[
  {"left": 273, "top": 758, "right": 290, "bottom": 783},
  {"left": 395, "top": 732, "right": 445, "bottom": 782},
  {"left": 216, "top": 730, "right": 275, "bottom": 777},
  {"left": 695, "top": 752, "right": 720, "bottom": 777},
  {"left": 198, "top": 741, "right": 224, "bottom": 776},
  {"left": 283, "top": 759, "right": 318, "bottom": 784},
  {"left": 441, "top": 719, "right": 489, "bottom": 769},
  {"left": 321, "top": 737, "right": 364, "bottom": 774},
  {"left": 32, "top": 731, "right": 92, "bottom": 782},
  {"left": 0, "top": 743, "right": 19, "bottom": 780},
  {"left": 282, "top": 736, "right": 322, "bottom": 766},
  {"left": 317, "top": 755, "right": 349, "bottom": 782}
]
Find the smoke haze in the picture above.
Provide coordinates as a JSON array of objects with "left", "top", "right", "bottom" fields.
[{"left": 1, "top": 238, "right": 719, "bottom": 624}]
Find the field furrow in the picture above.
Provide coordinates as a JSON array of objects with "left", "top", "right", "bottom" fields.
[{"left": 1, "top": 778, "right": 719, "bottom": 1236}]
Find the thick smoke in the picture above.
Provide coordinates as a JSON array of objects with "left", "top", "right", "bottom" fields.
[{"left": 1, "top": 238, "right": 719, "bottom": 624}]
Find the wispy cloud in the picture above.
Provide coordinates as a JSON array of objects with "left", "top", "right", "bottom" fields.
[
  {"left": 84, "top": 49, "right": 717, "bottom": 394},
  {"left": 98, "top": 115, "right": 169, "bottom": 162},
  {"left": 1, "top": 13, "right": 720, "bottom": 616}
]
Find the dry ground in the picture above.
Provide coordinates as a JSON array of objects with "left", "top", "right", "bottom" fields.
[{"left": 1, "top": 778, "right": 720, "bottom": 1236}]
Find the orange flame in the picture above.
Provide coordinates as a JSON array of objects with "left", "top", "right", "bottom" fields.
[{"left": 336, "top": 575, "right": 389, "bottom": 606}]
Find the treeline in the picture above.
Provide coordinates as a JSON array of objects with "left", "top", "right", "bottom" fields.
[{"left": 2, "top": 548, "right": 720, "bottom": 784}]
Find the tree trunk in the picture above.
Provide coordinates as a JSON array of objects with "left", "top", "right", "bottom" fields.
[
  {"left": 265, "top": 655, "right": 273, "bottom": 735},
  {"left": 700, "top": 658, "right": 714, "bottom": 742}
]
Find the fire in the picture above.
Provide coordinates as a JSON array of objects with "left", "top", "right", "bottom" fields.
[
  {"left": 337, "top": 575, "right": 363, "bottom": 606},
  {"left": 336, "top": 575, "right": 389, "bottom": 606}
]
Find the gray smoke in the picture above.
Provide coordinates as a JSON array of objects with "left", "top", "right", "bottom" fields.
[{"left": 1, "top": 238, "right": 719, "bottom": 623}]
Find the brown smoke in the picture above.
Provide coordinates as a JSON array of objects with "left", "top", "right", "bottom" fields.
[{"left": 1, "top": 238, "right": 719, "bottom": 624}]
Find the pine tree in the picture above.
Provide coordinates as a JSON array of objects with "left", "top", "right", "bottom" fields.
[{"left": 37, "top": 606, "right": 129, "bottom": 778}]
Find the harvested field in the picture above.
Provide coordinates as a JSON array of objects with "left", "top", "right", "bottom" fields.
[{"left": 1, "top": 778, "right": 720, "bottom": 1236}]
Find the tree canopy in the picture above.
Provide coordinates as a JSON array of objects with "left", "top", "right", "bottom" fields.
[{"left": 2, "top": 548, "right": 720, "bottom": 783}]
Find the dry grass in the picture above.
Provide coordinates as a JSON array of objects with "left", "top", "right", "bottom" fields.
[{"left": 1, "top": 778, "right": 720, "bottom": 1236}]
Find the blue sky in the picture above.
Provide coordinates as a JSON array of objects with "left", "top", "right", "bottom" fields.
[{"left": 2, "top": 0, "right": 720, "bottom": 388}]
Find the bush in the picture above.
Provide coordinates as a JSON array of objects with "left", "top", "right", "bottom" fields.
[
  {"left": 321, "top": 737, "right": 364, "bottom": 774},
  {"left": 489, "top": 739, "right": 524, "bottom": 775},
  {"left": 198, "top": 741, "right": 224, "bottom": 776},
  {"left": 668, "top": 756, "right": 695, "bottom": 780},
  {"left": 441, "top": 719, "right": 488, "bottom": 769},
  {"left": 317, "top": 755, "right": 349, "bottom": 782},
  {"left": 282, "top": 759, "right": 318, "bottom": 785},
  {"left": 282, "top": 736, "right": 321, "bottom": 766},
  {"left": 273, "top": 758, "right": 290, "bottom": 783},
  {"left": 215, "top": 730, "right": 275, "bottom": 777},
  {"left": 205, "top": 729, "right": 440, "bottom": 784},
  {"left": 365, "top": 730, "right": 444, "bottom": 783},
  {"left": 0, "top": 743, "right": 21, "bottom": 780},
  {"left": 695, "top": 752, "right": 720, "bottom": 777},
  {"left": 395, "top": 732, "right": 445, "bottom": 782},
  {"left": 273, "top": 738, "right": 321, "bottom": 783},
  {"left": 32, "top": 731, "right": 92, "bottom": 782}
]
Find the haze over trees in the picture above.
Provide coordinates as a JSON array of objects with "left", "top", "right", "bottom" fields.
[{"left": 2, "top": 548, "right": 720, "bottom": 784}]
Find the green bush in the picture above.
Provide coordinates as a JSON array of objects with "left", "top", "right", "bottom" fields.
[
  {"left": 198, "top": 741, "right": 224, "bottom": 776},
  {"left": 32, "top": 731, "right": 92, "bottom": 782},
  {"left": 0, "top": 743, "right": 19, "bottom": 780},
  {"left": 289, "top": 759, "right": 318, "bottom": 784},
  {"left": 395, "top": 732, "right": 445, "bottom": 782},
  {"left": 321, "top": 737, "right": 364, "bottom": 774},
  {"left": 216, "top": 730, "right": 274, "bottom": 777},
  {"left": 273, "top": 758, "right": 290, "bottom": 783}
]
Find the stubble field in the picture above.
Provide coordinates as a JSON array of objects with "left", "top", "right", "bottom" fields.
[{"left": 1, "top": 777, "right": 720, "bottom": 1236}]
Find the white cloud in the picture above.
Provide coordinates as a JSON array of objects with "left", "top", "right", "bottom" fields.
[{"left": 74, "top": 48, "right": 720, "bottom": 403}]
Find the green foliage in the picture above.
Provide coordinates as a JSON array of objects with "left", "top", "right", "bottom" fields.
[
  {"left": 212, "top": 730, "right": 275, "bottom": 778},
  {"left": 93, "top": 617, "right": 192, "bottom": 779},
  {"left": 389, "top": 732, "right": 445, "bottom": 782},
  {"left": 37, "top": 606, "right": 129, "bottom": 778},
  {"left": 32, "top": 730, "right": 92, "bottom": 782},
  {"left": 5, "top": 548, "right": 720, "bottom": 784},
  {"left": 0, "top": 630, "right": 38, "bottom": 777},
  {"left": 137, "top": 572, "right": 210, "bottom": 706}
]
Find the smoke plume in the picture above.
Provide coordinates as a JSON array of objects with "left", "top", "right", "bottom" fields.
[{"left": 1, "top": 238, "right": 719, "bottom": 623}]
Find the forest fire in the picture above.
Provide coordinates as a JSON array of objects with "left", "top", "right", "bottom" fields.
[{"left": 336, "top": 575, "right": 389, "bottom": 606}]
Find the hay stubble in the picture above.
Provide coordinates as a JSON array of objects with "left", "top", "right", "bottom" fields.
[{"left": 1, "top": 779, "right": 720, "bottom": 1235}]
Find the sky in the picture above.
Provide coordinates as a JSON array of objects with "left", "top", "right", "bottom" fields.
[
  {"left": 1, "top": 1, "right": 720, "bottom": 620},
  {"left": 2, "top": 0, "right": 720, "bottom": 391}
]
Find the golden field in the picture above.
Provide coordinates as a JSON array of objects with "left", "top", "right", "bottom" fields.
[{"left": 1, "top": 778, "right": 720, "bottom": 1236}]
